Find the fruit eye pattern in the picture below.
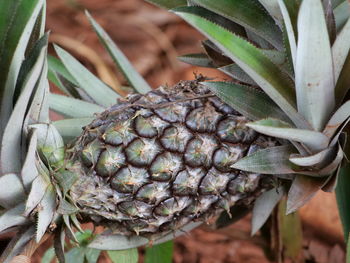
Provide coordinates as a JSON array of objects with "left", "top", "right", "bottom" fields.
[{"left": 69, "top": 80, "right": 277, "bottom": 237}]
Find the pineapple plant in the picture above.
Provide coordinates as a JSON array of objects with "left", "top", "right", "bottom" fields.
[{"left": 0, "top": 0, "right": 350, "bottom": 262}]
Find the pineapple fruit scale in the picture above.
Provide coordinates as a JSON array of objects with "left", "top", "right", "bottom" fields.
[{"left": 68, "top": 78, "right": 276, "bottom": 236}]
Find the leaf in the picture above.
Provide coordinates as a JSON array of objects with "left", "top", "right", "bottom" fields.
[
  {"left": 107, "top": 249, "right": 139, "bottom": 263},
  {"left": 55, "top": 170, "right": 79, "bottom": 196},
  {"left": 86, "top": 12, "right": 151, "bottom": 94},
  {"left": 178, "top": 53, "right": 214, "bottom": 67},
  {"left": 49, "top": 93, "right": 105, "bottom": 118},
  {"left": 324, "top": 100, "right": 350, "bottom": 138},
  {"left": 247, "top": 118, "right": 329, "bottom": 152},
  {"left": 85, "top": 248, "right": 101, "bottom": 263},
  {"left": 258, "top": 0, "right": 283, "bottom": 24},
  {"left": 0, "top": 40, "right": 47, "bottom": 174},
  {"left": 251, "top": 186, "right": 285, "bottom": 235},
  {"left": 336, "top": 162, "right": 350, "bottom": 241},
  {"left": 145, "top": 241, "right": 173, "bottom": 263},
  {"left": 191, "top": 0, "right": 283, "bottom": 50},
  {"left": 54, "top": 226, "right": 66, "bottom": 263},
  {"left": 232, "top": 145, "right": 297, "bottom": 174},
  {"left": 21, "top": 129, "right": 39, "bottom": 191},
  {"left": 289, "top": 147, "right": 335, "bottom": 167},
  {"left": 295, "top": 0, "right": 335, "bottom": 131},
  {"left": 202, "top": 82, "right": 290, "bottom": 122},
  {"left": 24, "top": 174, "right": 48, "bottom": 217},
  {"left": 36, "top": 185, "right": 56, "bottom": 242},
  {"left": 334, "top": 0, "right": 350, "bottom": 31},
  {"left": 0, "top": 0, "right": 44, "bottom": 143},
  {"left": 65, "top": 247, "right": 85, "bottom": 263},
  {"left": 145, "top": 0, "right": 187, "bottom": 9},
  {"left": 54, "top": 45, "right": 120, "bottom": 107},
  {"left": 219, "top": 64, "right": 256, "bottom": 85},
  {"left": 0, "top": 226, "right": 36, "bottom": 263},
  {"left": 174, "top": 7, "right": 309, "bottom": 129},
  {"left": 287, "top": 175, "right": 327, "bottom": 214},
  {"left": 48, "top": 55, "right": 77, "bottom": 85},
  {"left": 30, "top": 123, "right": 65, "bottom": 168},
  {"left": 53, "top": 118, "right": 94, "bottom": 143},
  {"left": 278, "top": 198, "right": 303, "bottom": 261},
  {"left": 0, "top": 173, "right": 26, "bottom": 209},
  {"left": 324, "top": 0, "right": 337, "bottom": 44},
  {"left": 42, "top": 247, "right": 56, "bottom": 263},
  {"left": 0, "top": 203, "right": 27, "bottom": 233},
  {"left": 89, "top": 222, "right": 201, "bottom": 250}
]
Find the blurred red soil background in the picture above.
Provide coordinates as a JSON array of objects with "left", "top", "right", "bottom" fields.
[{"left": 27, "top": 0, "right": 346, "bottom": 262}]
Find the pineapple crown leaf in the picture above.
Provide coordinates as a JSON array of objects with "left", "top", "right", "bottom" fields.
[
  {"left": 258, "top": 0, "right": 283, "bottom": 25},
  {"left": 0, "top": 0, "right": 45, "bottom": 144},
  {"left": 219, "top": 64, "right": 257, "bottom": 85},
  {"left": 231, "top": 144, "right": 298, "bottom": 174},
  {"left": 201, "top": 81, "right": 290, "bottom": 122},
  {"left": 251, "top": 186, "right": 285, "bottom": 235},
  {"left": 53, "top": 118, "right": 94, "bottom": 144},
  {"left": 191, "top": 0, "right": 284, "bottom": 50},
  {"left": 0, "top": 174, "right": 26, "bottom": 210},
  {"left": 85, "top": 11, "right": 152, "bottom": 95},
  {"left": 49, "top": 93, "right": 105, "bottom": 119},
  {"left": 0, "top": 203, "right": 28, "bottom": 234},
  {"left": 295, "top": 0, "right": 335, "bottom": 131},
  {"left": 145, "top": 0, "right": 187, "bottom": 9},
  {"left": 173, "top": 7, "right": 310, "bottom": 129},
  {"left": 0, "top": 36, "right": 48, "bottom": 175},
  {"left": 177, "top": 53, "right": 215, "bottom": 68},
  {"left": 334, "top": 0, "right": 350, "bottom": 30},
  {"left": 53, "top": 45, "right": 120, "bottom": 107}
]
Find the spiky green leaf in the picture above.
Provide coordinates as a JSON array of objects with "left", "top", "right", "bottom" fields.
[
  {"left": 24, "top": 173, "right": 48, "bottom": 217},
  {"left": 247, "top": 118, "right": 329, "bottom": 152},
  {"left": 289, "top": 147, "right": 335, "bottom": 167},
  {"left": 202, "top": 82, "right": 290, "bottom": 122},
  {"left": 251, "top": 186, "right": 284, "bottom": 235},
  {"left": 53, "top": 118, "right": 94, "bottom": 143},
  {"left": 49, "top": 93, "right": 105, "bottom": 118},
  {"left": 295, "top": 0, "right": 335, "bottom": 131},
  {"left": 21, "top": 130, "right": 39, "bottom": 190},
  {"left": 86, "top": 11, "right": 151, "bottom": 94},
  {"left": 174, "top": 7, "right": 308, "bottom": 129},
  {"left": 54, "top": 45, "right": 120, "bottom": 107},
  {"left": 334, "top": 0, "right": 350, "bottom": 31},
  {"left": 178, "top": 53, "right": 214, "bottom": 67},
  {"left": 232, "top": 145, "right": 297, "bottom": 174},
  {"left": 324, "top": 100, "right": 350, "bottom": 138},
  {"left": 0, "top": 203, "right": 27, "bottom": 233},
  {"left": 0, "top": 174, "right": 25, "bottom": 209},
  {"left": 191, "top": 0, "right": 283, "bottom": 50},
  {"left": 219, "top": 64, "right": 256, "bottom": 85}
]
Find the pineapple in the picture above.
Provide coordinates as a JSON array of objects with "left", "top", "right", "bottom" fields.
[{"left": 0, "top": 0, "right": 349, "bottom": 261}]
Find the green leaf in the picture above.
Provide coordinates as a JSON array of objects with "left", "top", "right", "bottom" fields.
[
  {"left": 289, "top": 147, "right": 335, "bottom": 167},
  {"left": 0, "top": 0, "right": 44, "bottom": 143},
  {"left": 30, "top": 123, "right": 65, "bottom": 168},
  {"left": 252, "top": 186, "right": 285, "bottom": 235},
  {"left": 48, "top": 55, "right": 77, "bottom": 85},
  {"left": 49, "top": 93, "right": 105, "bottom": 118},
  {"left": 55, "top": 170, "right": 79, "bottom": 196},
  {"left": 54, "top": 45, "right": 120, "bottom": 107},
  {"left": 65, "top": 247, "right": 85, "bottom": 263},
  {"left": 42, "top": 247, "right": 56, "bottom": 263},
  {"left": 0, "top": 39, "right": 47, "bottom": 174},
  {"left": 295, "top": 0, "right": 335, "bottom": 131},
  {"left": 86, "top": 12, "right": 151, "bottom": 94},
  {"left": 324, "top": 100, "right": 350, "bottom": 138},
  {"left": 24, "top": 174, "right": 48, "bottom": 217},
  {"left": 334, "top": 0, "right": 350, "bottom": 31},
  {"left": 247, "top": 118, "right": 329, "bottom": 152},
  {"left": 174, "top": 7, "right": 308, "bottom": 129},
  {"left": 287, "top": 175, "right": 327, "bottom": 213},
  {"left": 0, "top": 203, "right": 27, "bottom": 233},
  {"left": 107, "top": 249, "right": 138, "bottom": 263},
  {"left": 53, "top": 226, "right": 65, "bottom": 263},
  {"left": 336, "top": 162, "right": 350, "bottom": 241},
  {"left": 278, "top": 198, "right": 303, "bottom": 261},
  {"left": 258, "top": 0, "right": 283, "bottom": 24},
  {"left": 203, "top": 82, "right": 290, "bottom": 122},
  {"left": 145, "top": 241, "right": 173, "bottom": 263},
  {"left": 0, "top": 173, "right": 26, "bottom": 209},
  {"left": 219, "top": 64, "right": 256, "bottom": 85},
  {"left": 36, "top": 185, "right": 56, "bottom": 242},
  {"left": 178, "top": 53, "right": 214, "bottom": 67},
  {"left": 53, "top": 118, "right": 94, "bottom": 143},
  {"left": 21, "top": 130, "right": 39, "bottom": 190},
  {"left": 232, "top": 145, "right": 297, "bottom": 174},
  {"left": 191, "top": 0, "right": 283, "bottom": 50},
  {"left": 146, "top": 0, "right": 187, "bottom": 9}
]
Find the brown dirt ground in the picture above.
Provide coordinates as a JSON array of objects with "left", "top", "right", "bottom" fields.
[{"left": 3, "top": 0, "right": 345, "bottom": 262}]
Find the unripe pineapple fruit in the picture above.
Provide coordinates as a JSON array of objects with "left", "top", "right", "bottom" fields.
[{"left": 68, "top": 79, "right": 276, "bottom": 237}]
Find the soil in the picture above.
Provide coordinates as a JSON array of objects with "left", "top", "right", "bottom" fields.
[{"left": 1, "top": 0, "right": 346, "bottom": 262}]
